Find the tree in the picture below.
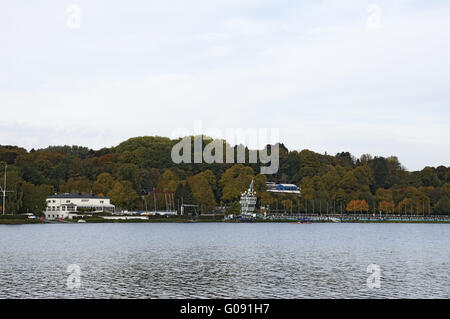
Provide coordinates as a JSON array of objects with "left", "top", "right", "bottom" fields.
[
  {"left": 173, "top": 182, "right": 196, "bottom": 212},
  {"left": 375, "top": 188, "right": 393, "bottom": 203},
  {"left": 226, "top": 201, "right": 241, "bottom": 215},
  {"left": 107, "top": 181, "right": 139, "bottom": 210},
  {"left": 61, "top": 177, "right": 92, "bottom": 193},
  {"left": 254, "top": 174, "right": 268, "bottom": 201},
  {"left": 117, "top": 163, "right": 140, "bottom": 190},
  {"left": 157, "top": 169, "right": 179, "bottom": 192},
  {"left": 117, "top": 150, "right": 139, "bottom": 165},
  {"left": 378, "top": 201, "right": 394, "bottom": 214},
  {"left": 395, "top": 186, "right": 430, "bottom": 214},
  {"left": 346, "top": 200, "right": 369, "bottom": 213},
  {"left": 115, "top": 136, "right": 174, "bottom": 169},
  {"left": 298, "top": 150, "right": 320, "bottom": 179},
  {"left": 360, "top": 154, "right": 373, "bottom": 166},
  {"left": 333, "top": 188, "right": 347, "bottom": 205},
  {"left": 219, "top": 164, "right": 254, "bottom": 202},
  {"left": 21, "top": 182, "right": 54, "bottom": 214},
  {"left": 2, "top": 169, "right": 24, "bottom": 214},
  {"left": 187, "top": 172, "right": 217, "bottom": 212},
  {"left": 371, "top": 157, "right": 389, "bottom": 189},
  {"left": 435, "top": 166, "right": 448, "bottom": 183},
  {"left": 139, "top": 168, "right": 161, "bottom": 191},
  {"left": 353, "top": 165, "right": 374, "bottom": 192},
  {"left": 16, "top": 157, "right": 46, "bottom": 185},
  {"left": 419, "top": 167, "right": 440, "bottom": 187},
  {"left": 281, "top": 151, "right": 301, "bottom": 182},
  {"left": 396, "top": 198, "right": 412, "bottom": 214},
  {"left": 339, "top": 172, "right": 361, "bottom": 197},
  {"left": 92, "top": 172, "right": 115, "bottom": 195},
  {"left": 320, "top": 167, "right": 340, "bottom": 195},
  {"left": 174, "top": 183, "right": 184, "bottom": 205},
  {"left": 183, "top": 182, "right": 195, "bottom": 204},
  {"left": 300, "top": 177, "right": 315, "bottom": 203},
  {"left": 335, "top": 152, "right": 355, "bottom": 169},
  {"left": 281, "top": 199, "right": 293, "bottom": 212},
  {"left": 434, "top": 196, "right": 450, "bottom": 214},
  {"left": 1, "top": 135, "right": 449, "bottom": 219},
  {"left": 260, "top": 191, "right": 275, "bottom": 206},
  {"left": 386, "top": 156, "right": 408, "bottom": 187}
]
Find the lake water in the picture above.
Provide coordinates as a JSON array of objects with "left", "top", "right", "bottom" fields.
[{"left": 0, "top": 223, "right": 449, "bottom": 298}]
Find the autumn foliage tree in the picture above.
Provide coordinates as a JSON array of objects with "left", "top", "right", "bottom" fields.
[
  {"left": 187, "top": 171, "right": 217, "bottom": 212},
  {"left": 1, "top": 136, "right": 449, "bottom": 215},
  {"left": 378, "top": 201, "right": 395, "bottom": 213},
  {"left": 107, "top": 181, "right": 139, "bottom": 210},
  {"left": 346, "top": 200, "right": 369, "bottom": 213},
  {"left": 219, "top": 164, "right": 254, "bottom": 202}
]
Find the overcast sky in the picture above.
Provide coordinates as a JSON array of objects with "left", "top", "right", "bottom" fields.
[{"left": 1, "top": 0, "right": 449, "bottom": 171}]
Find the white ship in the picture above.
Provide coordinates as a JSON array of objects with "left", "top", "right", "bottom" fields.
[{"left": 239, "top": 179, "right": 257, "bottom": 217}]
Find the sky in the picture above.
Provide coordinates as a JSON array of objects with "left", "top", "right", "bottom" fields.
[{"left": 0, "top": 0, "right": 449, "bottom": 171}]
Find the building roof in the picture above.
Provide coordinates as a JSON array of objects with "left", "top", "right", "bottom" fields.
[{"left": 48, "top": 193, "right": 107, "bottom": 199}]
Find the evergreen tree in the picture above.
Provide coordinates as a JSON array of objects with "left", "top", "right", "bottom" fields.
[{"left": 372, "top": 157, "right": 389, "bottom": 190}]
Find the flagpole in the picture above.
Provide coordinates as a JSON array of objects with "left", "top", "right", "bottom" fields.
[{"left": 2, "top": 165, "right": 6, "bottom": 215}]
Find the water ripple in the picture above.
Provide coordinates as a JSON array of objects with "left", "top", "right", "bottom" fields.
[{"left": 0, "top": 223, "right": 449, "bottom": 298}]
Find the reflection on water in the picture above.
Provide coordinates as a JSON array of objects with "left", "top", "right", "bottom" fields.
[{"left": 0, "top": 223, "right": 449, "bottom": 298}]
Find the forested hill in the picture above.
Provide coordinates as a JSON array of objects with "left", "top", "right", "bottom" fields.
[{"left": 0, "top": 136, "right": 449, "bottom": 215}]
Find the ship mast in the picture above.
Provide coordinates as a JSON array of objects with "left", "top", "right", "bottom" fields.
[
  {"left": 0, "top": 165, "right": 12, "bottom": 215},
  {"left": 2, "top": 165, "right": 5, "bottom": 215}
]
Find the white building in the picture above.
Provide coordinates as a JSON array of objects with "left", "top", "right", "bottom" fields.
[{"left": 44, "top": 193, "right": 115, "bottom": 220}]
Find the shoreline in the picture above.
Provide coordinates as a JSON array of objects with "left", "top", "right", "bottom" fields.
[{"left": 2, "top": 218, "right": 450, "bottom": 225}]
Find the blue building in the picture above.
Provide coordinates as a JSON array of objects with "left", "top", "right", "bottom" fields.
[{"left": 266, "top": 182, "right": 301, "bottom": 195}]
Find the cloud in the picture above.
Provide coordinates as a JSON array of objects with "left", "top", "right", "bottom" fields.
[
  {"left": 203, "top": 45, "right": 234, "bottom": 57},
  {"left": 0, "top": 0, "right": 449, "bottom": 170},
  {"left": 193, "top": 32, "right": 233, "bottom": 43}
]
